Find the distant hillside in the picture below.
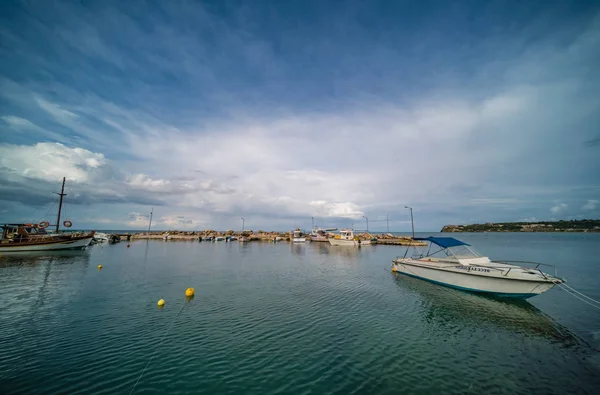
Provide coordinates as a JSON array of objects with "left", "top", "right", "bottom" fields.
[{"left": 441, "top": 219, "right": 600, "bottom": 232}]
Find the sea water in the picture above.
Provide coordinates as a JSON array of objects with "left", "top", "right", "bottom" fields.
[{"left": 1, "top": 232, "right": 599, "bottom": 394}]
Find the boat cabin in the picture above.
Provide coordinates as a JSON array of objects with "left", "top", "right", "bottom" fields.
[
  {"left": 1, "top": 224, "right": 49, "bottom": 242},
  {"left": 333, "top": 229, "right": 355, "bottom": 240},
  {"left": 293, "top": 230, "right": 304, "bottom": 238},
  {"left": 311, "top": 227, "right": 337, "bottom": 236}
]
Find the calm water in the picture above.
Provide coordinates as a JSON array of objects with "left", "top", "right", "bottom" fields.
[{"left": 1, "top": 233, "right": 599, "bottom": 394}]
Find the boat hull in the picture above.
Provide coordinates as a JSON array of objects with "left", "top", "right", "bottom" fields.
[
  {"left": 392, "top": 261, "right": 556, "bottom": 298},
  {"left": 0, "top": 235, "right": 94, "bottom": 252},
  {"left": 310, "top": 235, "right": 329, "bottom": 242},
  {"left": 292, "top": 237, "right": 306, "bottom": 243},
  {"left": 328, "top": 239, "right": 371, "bottom": 246}
]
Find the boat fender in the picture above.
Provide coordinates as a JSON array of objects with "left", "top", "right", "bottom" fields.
[
  {"left": 39, "top": 221, "right": 49, "bottom": 228},
  {"left": 63, "top": 220, "right": 73, "bottom": 228},
  {"left": 358, "top": 239, "right": 361, "bottom": 244}
]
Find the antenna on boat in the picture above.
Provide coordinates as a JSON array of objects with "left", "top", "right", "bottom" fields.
[
  {"left": 54, "top": 177, "right": 67, "bottom": 233},
  {"left": 147, "top": 208, "right": 154, "bottom": 232}
]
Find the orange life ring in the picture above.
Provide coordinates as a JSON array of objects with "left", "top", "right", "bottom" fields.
[
  {"left": 63, "top": 220, "right": 73, "bottom": 228},
  {"left": 39, "top": 221, "right": 49, "bottom": 228}
]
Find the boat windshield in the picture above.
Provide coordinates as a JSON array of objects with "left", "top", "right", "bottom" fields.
[{"left": 411, "top": 244, "right": 482, "bottom": 260}]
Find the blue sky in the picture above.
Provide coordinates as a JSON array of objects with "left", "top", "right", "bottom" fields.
[{"left": 0, "top": 0, "right": 599, "bottom": 231}]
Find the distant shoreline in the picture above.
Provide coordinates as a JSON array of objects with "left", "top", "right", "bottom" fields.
[{"left": 441, "top": 219, "right": 600, "bottom": 233}]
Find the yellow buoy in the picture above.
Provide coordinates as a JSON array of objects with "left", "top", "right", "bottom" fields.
[
  {"left": 98, "top": 264, "right": 103, "bottom": 269},
  {"left": 157, "top": 299, "right": 165, "bottom": 307},
  {"left": 392, "top": 266, "right": 397, "bottom": 272},
  {"left": 185, "top": 287, "right": 195, "bottom": 297}
]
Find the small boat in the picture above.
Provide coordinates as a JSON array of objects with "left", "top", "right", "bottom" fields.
[
  {"left": 215, "top": 236, "right": 225, "bottom": 242},
  {"left": 328, "top": 229, "right": 371, "bottom": 246},
  {"left": 0, "top": 178, "right": 95, "bottom": 252},
  {"left": 391, "top": 237, "right": 563, "bottom": 299},
  {"left": 309, "top": 227, "right": 337, "bottom": 242},
  {"left": 93, "top": 232, "right": 109, "bottom": 242},
  {"left": 239, "top": 236, "right": 249, "bottom": 243},
  {"left": 292, "top": 229, "right": 306, "bottom": 243}
]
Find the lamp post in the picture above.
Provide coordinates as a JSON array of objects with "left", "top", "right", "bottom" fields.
[
  {"left": 241, "top": 217, "right": 245, "bottom": 231},
  {"left": 311, "top": 216, "right": 314, "bottom": 230},
  {"left": 362, "top": 216, "right": 369, "bottom": 232},
  {"left": 405, "top": 206, "right": 414, "bottom": 238}
]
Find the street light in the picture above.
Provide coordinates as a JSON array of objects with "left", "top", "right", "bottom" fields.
[
  {"left": 241, "top": 217, "right": 245, "bottom": 231},
  {"left": 362, "top": 216, "right": 369, "bottom": 232},
  {"left": 405, "top": 206, "right": 414, "bottom": 238},
  {"left": 311, "top": 216, "right": 314, "bottom": 230}
]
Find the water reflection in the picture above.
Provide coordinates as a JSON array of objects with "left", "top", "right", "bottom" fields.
[
  {"left": 393, "top": 272, "right": 579, "bottom": 346},
  {"left": 0, "top": 249, "right": 91, "bottom": 268},
  {"left": 309, "top": 243, "right": 373, "bottom": 259},
  {"left": 239, "top": 242, "right": 252, "bottom": 253},
  {"left": 290, "top": 243, "right": 306, "bottom": 256}
]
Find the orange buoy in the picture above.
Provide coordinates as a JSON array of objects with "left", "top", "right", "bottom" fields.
[{"left": 127, "top": 244, "right": 131, "bottom": 248}]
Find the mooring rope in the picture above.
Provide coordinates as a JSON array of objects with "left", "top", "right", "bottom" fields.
[
  {"left": 555, "top": 282, "right": 600, "bottom": 311},
  {"left": 128, "top": 302, "right": 188, "bottom": 395},
  {"left": 558, "top": 282, "right": 600, "bottom": 306}
]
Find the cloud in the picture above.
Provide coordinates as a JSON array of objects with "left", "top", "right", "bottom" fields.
[
  {"left": 126, "top": 174, "right": 172, "bottom": 192},
  {"left": 582, "top": 200, "right": 599, "bottom": 211},
  {"left": 0, "top": 142, "right": 106, "bottom": 182},
  {"left": 1, "top": 116, "right": 68, "bottom": 142},
  {"left": 584, "top": 136, "right": 600, "bottom": 147},
  {"left": 550, "top": 203, "right": 568, "bottom": 214},
  {"left": 0, "top": 1, "right": 599, "bottom": 230}
]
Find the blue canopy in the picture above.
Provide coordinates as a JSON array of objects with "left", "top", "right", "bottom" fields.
[{"left": 413, "top": 237, "right": 470, "bottom": 248}]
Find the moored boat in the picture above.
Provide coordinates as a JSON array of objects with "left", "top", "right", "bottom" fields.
[
  {"left": 93, "top": 232, "right": 109, "bottom": 242},
  {"left": 391, "top": 237, "right": 563, "bottom": 299},
  {"left": 309, "top": 227, "right": 337, "bottom": 242},
  {"left": 0, "top": 178, "right": 95, "bottom": 253},
  {"left": 292, "top": 229, "right": 306, "bottom": 243},
  {"left": 328, "top": 229, "right": 371, "bottom": 246}
]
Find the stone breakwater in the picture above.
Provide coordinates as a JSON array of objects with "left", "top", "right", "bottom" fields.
[{"left": 112, "top": 230, "right": 425, "bottom": 245}]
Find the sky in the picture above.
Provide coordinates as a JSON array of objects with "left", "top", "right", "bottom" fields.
[{"left": 0, "top": 0, "right": 599, "bottom": 232}]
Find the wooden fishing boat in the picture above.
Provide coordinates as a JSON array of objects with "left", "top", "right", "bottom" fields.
[{"left": 0, "top": 178, "right": 95, "bottom": 252}]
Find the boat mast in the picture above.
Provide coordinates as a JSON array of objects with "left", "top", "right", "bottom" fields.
[
  {"left": 54, "top": 177, "right": 67, "bottom": 233},
  {"left": 147, "top": 208, "right": 154, "bottom": 232}
]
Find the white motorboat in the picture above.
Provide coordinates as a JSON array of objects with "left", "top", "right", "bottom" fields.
[
  {"left": 93, "top": 232, "right": 109, "bottom": 242},
  {"left": 328, "top": 229, "right": 371, "bottom": 246},
  {"left": 292, "top": 229, "right": 306, "bottom": 243},
  {"left": 309, "top": 227, "right": 337, "bottom": 242},
  {"left": 391, "top": 237, "right": 563, "bottom": 299}
]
